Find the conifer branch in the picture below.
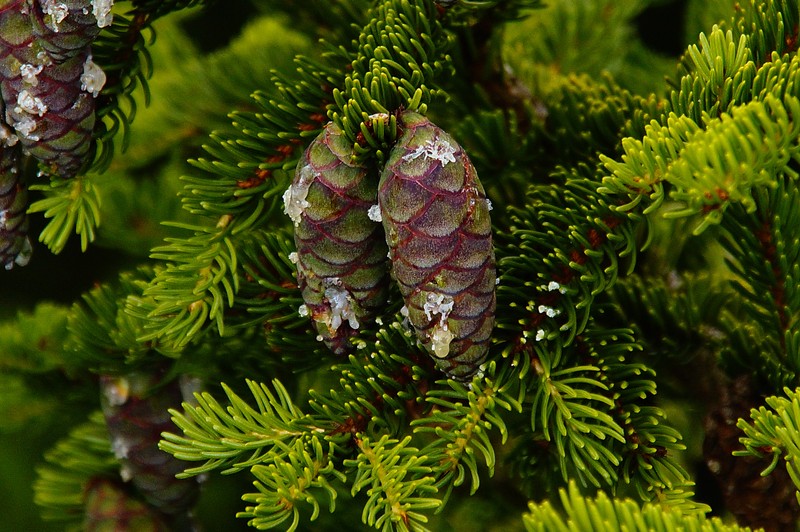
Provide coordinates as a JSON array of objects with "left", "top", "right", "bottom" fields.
[
  {"left": 238, "top": 437, "right": 345, "bottom": 531},
  {"left": 522, "top": 482, "right": 749, "bottom": 532},
  {"left": 12, "top": 0, "right": 800, "bottom": 529},
  {"left": 735, "top": 387, "right": 800, "bottom": 504},
  {"left": 413, "top": 366, "right": 517, "bottom": 502},
  {"left": 346, "top": 434, "right": 439, "bottom": 532},
  {"left": 28, "top": 176, "right": 101, "bottom": 253},
  {"left": 159, "top": 379, "right": 322, "bottom": 477},
  {"left": 33, "top": 411, "right": 120, "bottom": 524},
  {"left": 717, "top": 176, "right": 800, "bottom": 387}
]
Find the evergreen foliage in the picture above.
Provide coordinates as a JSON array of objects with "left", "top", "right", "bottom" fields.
[{"left": 3, "top": 0, "right": 800, "bottom": 530}]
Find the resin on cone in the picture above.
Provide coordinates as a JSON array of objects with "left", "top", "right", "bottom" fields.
[
  {"left": 379, "top": 111, "right": 496, "bottom": 379},
  {"left": 0, "top": 110, "right": 31, "bottom": 269},
  {"left": 0, "top": 0, "right": 106, "bottom": 177},
  {"left": 30, "top": 0, "right": 106, "bottom": 64},
  {"left": 100, "top": 373, "right": 201, "bottom": 527},
  {"left": 284, "top": 121, "right": 390, "bottom": 354}
]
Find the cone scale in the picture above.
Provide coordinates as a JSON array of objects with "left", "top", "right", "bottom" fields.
[
  {"left": 83, "top": 478, "right": 169, "bottom": 532},
  {"left": 0, "top": 99, "right": 31, "bottom": 269},
  {"left": 100, "top": 373, "right": 201, "bottom": 530},
  {"left": 284, "top": 121, "right": 390, "bottom": 354},
  {"left": 378, "top": 111, "right": 496, "bottom": 379},
  {"left": 29, "top": 0, "right": 104, "bottom": 64}
]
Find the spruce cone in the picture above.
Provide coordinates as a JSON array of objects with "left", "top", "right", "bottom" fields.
[
  {"left": 0, "top": 115, "right": 31, "bottom": 269},
  {"left": 30, "top": 0, "right": 105, "bottom": 64},
  {"left": 284, "top": 121, "right": 390, "bottom": 354},
  {"left": 100, "top": 373, "right": 201, "bottom": 530},
  {"left": 378, "top": 111, "right": 496, "bottom": 379},
  {"left": 84, "top": 478, "right": 169, "bottom": 532},
  {"left": 0, "top": 0, "right": 105, "bottom": 177},
  {"left": 703, "top": 375, "right": 800, "bottom": 531}
]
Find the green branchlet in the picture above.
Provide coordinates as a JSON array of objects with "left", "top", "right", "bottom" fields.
[
  {"left": 735, "top": 387, "right": 800, "bottom": 505},
  {"left": 523, "top": 482, "right": 750, "bottom": 532}
]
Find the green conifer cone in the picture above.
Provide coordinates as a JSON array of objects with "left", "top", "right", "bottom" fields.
[
  {"left": 284, "top": 121, "right": 390, "bottom": 354},
  {"left": 83, "top": 478, "right": 169, "bottom": 532},
  {"left": 0, "top": 0, "right": 104, "bottom": 177},
  {"left": 0, "top": 115, "right": 31, "bottom": 269},
  {"left": 379, "top": 111, "right": 496, "bottom": 379},
  {"left": 100, "top": 373, "right": 201, "bottom": 529}
]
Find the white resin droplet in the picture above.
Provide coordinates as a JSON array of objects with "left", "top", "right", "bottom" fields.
[
  {"left": 20, "top": 64, "right": 43, "bottom": 86},
  {"left": 92, "top": 0, "right": 114, "bottom": 27},
  {"left": 423, "top": 292, "right": 454, "bottom": 327},
  {"left": 111, "top": 435, "right": 130, "bottom": 460},
  {"left": 403, "top": 137, "right": 457, "bottom": 166},
  {"left": 80, "top": 55, "right": 106, "bottom": 97},
  {"left": 11, "top": 116, "right": 38, "bottom": 140},
  {"left": 42, "top": 1, "right": 69, "bottom": 31},
  {"left": 283, "top": 165, "right": 314, "bottom": 226},
  {"left": 368, "top": 204, "right": 382, "bottom": 222},
  {"left": 13, "top": 239, "right": 32, "bottom": 268},
  {"left": 16, "top": 90, "right": 47, "bottom": 116},
  {"left": 119, "top": 464, "right": 134, "bottom": 482},
  {"left": 0, "top": 124, "right": 18, "bottom": 147},
  {"left": 430, "top": 325, "right": 455, "bottom": 358},
  {"left": 102, "top": 377, "right": 130, "bottom": 406},
  {"left": 323, "top": 278, "right": 359, "bottom": 332}
]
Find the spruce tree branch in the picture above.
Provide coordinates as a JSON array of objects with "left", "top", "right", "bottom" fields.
[
  {"left": 346, "top": 434, "right": 439, "bottom": 531},
  {"left": 159, "top": 379, "right": 327, "bottom": 477},
  {"left": 28, "top": 176, "right": 101, "bottom": 253},
  {"left": 238, "top": 437, "right": 345, "bottom": 531},
  {"left": 730, "top": 0, "right": 800, "bottom": 65},
  {"left": 523, "top": 482, "right": 745, "bottom": 531},
  {"left": 735, "top": 387, "right": 800, "bottom": 504},
  {"left": 33, "top": 411, "right": 120, "bottom": 524},
  {"left": 718, "top": 176, "right": 800, "bottom": 388},
  {"left": 413, "top": 366, "right": 516, "bottom": 502}
]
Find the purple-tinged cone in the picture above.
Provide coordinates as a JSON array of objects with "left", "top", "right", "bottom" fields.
[
  {"left": 284, "top": 121, "right": 390, "bottom": 354},
  {"left": 83, "top": 478, "right": 170, "bottom": 532},
  {"left": 2, "top": 48, "right": 99, "bottom": 176},
  {"left": 379, "top": 111, "right": 496, "bottom": 380},
  {"left": 0, "top": 0, "right": 105, "bottom": 178},
  {"left": 100, "top": 373, "right": 201, "bottom": 530},
  {"left": 0, "top": 113, "right": 31, "bottom": 269}
]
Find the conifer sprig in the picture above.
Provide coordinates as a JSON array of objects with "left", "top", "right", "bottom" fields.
[
  {"left": 735, "top": 386, "right": 800, "bottom": 504},
  {"left": 413, "top": 366, "right": 517, "bottom": 502},
  {"left": 32, "top": 411, "right": 121, "bottom": 525},
  {"left": 718, "top": 176, "right": 800, "bottom": 388},
  {"left": 522, "top": 482, "right": 749, "bottom": 532},
  {"left": 239, "top": 437, "right": 345, "bottom": 531},
  {"left": 347, "top": 434, "right": 440, "bottom": 532},
  {"left": 159, "top": 379, "right": 321, "bottom": 477}
]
